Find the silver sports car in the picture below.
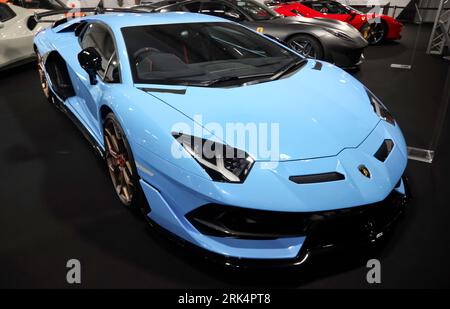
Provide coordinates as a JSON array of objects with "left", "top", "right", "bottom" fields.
[{"left": 137, "top": 0, "right": 368, "bottom": 68}]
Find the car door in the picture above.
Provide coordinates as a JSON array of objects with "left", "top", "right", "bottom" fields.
[
  {"left": 75, "top": 22, "right": 120, "bottom": 141},
  {"left": 324, "top": 2, "right": 353, "bottom": 22},
  {"left": 284, "top": 3, "right": 320, "bottom": 18}
]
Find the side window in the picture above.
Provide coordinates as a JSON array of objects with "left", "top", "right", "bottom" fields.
[
  {"left": 325, "top": 2, "right": 348, "bottom": 14},
  {"left": 199, "top": 2, "right": 245, "bottom": 22},
  {"left": 308, "top": 3, "right": 328, "bottom": 14},
  {"left": 0, "top": 3, "right": 16, "bottom": 22},
  {"left": 80, "top": 23, "right": 118, "bottom": 81}
]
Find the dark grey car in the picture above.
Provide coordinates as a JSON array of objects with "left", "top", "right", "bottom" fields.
[{"left": 136, "top": 0, "right": 368, "bottom": 68}]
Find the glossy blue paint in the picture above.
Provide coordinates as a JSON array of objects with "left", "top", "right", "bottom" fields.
[{"left": 34, "top": 12, "right": 408, "bottom": 260}]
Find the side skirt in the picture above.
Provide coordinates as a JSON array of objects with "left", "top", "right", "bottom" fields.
[{"left": 51, "top": 90, "right": 105, "bottom": 160}]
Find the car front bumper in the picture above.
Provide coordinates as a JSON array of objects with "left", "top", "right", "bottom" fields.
[
  {"left": 386, "top": 22, "right": 403, "bottom": 40},
  {"left": 329, "top": 48, "right": 365, "bottom": 69},
  {"left": 133, "top": 118, "right": 408, "bottom": 262},
  {"left": 321, "top": 32, "right": 368, "bottom": 68},
  {"left": 141, "top": 180, "right": 408, "bottom": 268}
]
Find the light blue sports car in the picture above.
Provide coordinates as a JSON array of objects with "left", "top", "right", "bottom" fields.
[{"left": 34, "top": 10, "right": 408, "bottom": 266}]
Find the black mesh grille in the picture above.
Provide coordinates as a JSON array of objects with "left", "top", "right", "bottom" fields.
[
  {"left": 304, "top": 190, "right": 406, "bottom": 249},
  {"left": 187, "top": 189, "right": 407, "bottom": 240}
]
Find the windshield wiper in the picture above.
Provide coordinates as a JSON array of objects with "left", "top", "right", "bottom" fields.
[
  {"left": 270, "top": 58, "right": 307, "bottom": 81},
  {"left": 201, "top": 73, "right": 273, "bottom": 87}
]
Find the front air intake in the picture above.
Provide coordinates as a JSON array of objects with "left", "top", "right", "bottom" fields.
[
  {"left": 186, "top": 204, "right": 310, "bottom": 239},
  {"left": 186, "top": 188, "right": 408, "bottom": 240}
]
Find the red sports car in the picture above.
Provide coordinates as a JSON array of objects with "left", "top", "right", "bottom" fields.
[{"left": 269, "top": 0, "right": 403, "bottom": 44}]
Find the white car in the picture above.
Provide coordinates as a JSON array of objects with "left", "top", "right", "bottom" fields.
[{"left": 0, "top": 0, "right": 66, "bottom": 70}]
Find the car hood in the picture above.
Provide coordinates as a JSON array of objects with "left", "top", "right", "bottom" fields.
[
  {"left": 270, "top": 15, "right": 361, "bottom": 35},
  {"left": 141, "top": 60, "right": 380, "bottom": 161}
]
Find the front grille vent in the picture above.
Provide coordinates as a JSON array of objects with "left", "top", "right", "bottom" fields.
[{"left": 289, "top": 172, "right": 345, "bottom": 184}]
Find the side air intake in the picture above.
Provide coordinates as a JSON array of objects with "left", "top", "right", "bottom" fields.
[{"left": 374, "top": 139, "right": 394, "bottom": 162}]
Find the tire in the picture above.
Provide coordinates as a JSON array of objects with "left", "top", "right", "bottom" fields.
[
  {"left": 37, "top": 54, "right": 51, "bottom": 102},
  {"left": 103, "top": 113, "right": 147, "bottom": 211},
  {"left": 286, "top": 34, "right": 324, "bottom": 60},
  {"left": 361, "top": 21, "right": 387, "bottom": 45}
]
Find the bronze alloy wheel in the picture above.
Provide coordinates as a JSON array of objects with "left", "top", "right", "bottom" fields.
[
  {"left": 103, "top": 114, "right": 137, "bottom": 206},
  {"left": 37, "top": 55, "right": 49, "bottom": 99}
]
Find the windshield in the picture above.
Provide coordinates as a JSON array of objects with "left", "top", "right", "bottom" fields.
[
  {"left": 231, "top": 0, "right": 280, "bottom": 21},
  {"left": 122, "top": 22, "right": 302, "bottom": 87},
  {"left": 343, "top": 4, "right": 363, "bottom": 14}
]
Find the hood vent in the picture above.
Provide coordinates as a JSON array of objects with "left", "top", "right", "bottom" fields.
[
  {"left": 312, "top": 61, "right": 323, "bottom": 71},
  {"left": 289, "top": 172, "right": 345, "bottom": 184}
]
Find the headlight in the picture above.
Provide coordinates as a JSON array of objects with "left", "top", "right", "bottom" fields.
[
  {"left": 325, "top": 28, "right": 352, "bottom": 41},
  {"left": 172, "top": 133, "right": 254, "bottom": 183},
  {"left": 366, "top": 90, "right": 396, "bottom": 125}
]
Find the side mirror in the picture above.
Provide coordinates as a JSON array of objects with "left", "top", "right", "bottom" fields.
[
  {"left": 77, "top": 47, "right": 102, "bottom": 85},
  {"left": 349, "top": 10, "right": 357, "bottom": 16}
]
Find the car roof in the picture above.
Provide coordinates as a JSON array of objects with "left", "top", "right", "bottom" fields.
[{"left": 80, "top": 11, "right": 228, "bottom": 27}]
